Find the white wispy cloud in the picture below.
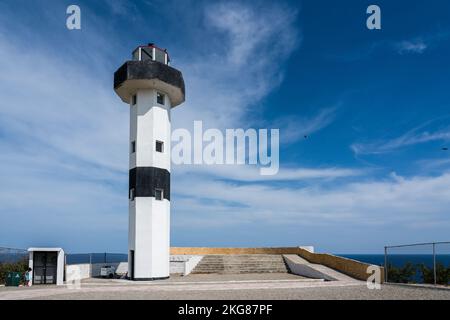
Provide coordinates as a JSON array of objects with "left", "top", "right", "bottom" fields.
[
  {"left": 351, "top": 121, "right": 450, "bottom": 155},
  {"left": 394, "top": 30, "right": 450, "bottom": 56},
  {"left": 204, "top": 1, "right": 298, "bottom": 67},
  {"left": 271, "top": 107, "right": 337, "bottom": 144},
  {"left": 396, "top": 39, "right": 428, "bottom": 54},
  {"left": 172, "top": 172, "right": 450, "bottom": 229},
  {"left": 102, "top": 0, "right": 138, "bottom": 16},
  {"left": 172, "top": 1, "right": 300, "bottom": 131},
  {"left": 173, "top": 164, "right": 364, "bottom": 182}
]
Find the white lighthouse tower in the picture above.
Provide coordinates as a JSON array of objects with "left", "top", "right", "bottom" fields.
[{"left": 114, "top": 44, "right": 185, "bottom": 280}]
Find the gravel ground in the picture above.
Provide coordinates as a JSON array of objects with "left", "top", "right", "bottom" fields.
[
  {"left": 39, "top": 284, "right": 450, "bottom": 300},
  {"left": 83, "top": 273, "right": 307, "bottom": 283},
  {"left": 1, "top": 273, "right": 449, "bottom": 300}
]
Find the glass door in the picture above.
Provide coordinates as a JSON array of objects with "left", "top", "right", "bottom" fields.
[{"left": 33, "top": 252, "right": 57, "bottom": 284}]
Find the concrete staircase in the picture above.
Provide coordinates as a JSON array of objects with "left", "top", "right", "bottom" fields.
[{"left": 191, "top": 254, "right": 290, "bottom": 274}]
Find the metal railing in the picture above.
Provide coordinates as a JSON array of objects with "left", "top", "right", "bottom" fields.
[
  {"left": 1, "top": 248, "right": 128, "bottom": 266},
  {"left": 65, "top": 252, "right": 127, "bottom": 278},
  {"left": 65, "top": 252, "right": 127, "bottom": 265},
  {"left": 384, "top": 241, "right": 450, "bottom": 286}
]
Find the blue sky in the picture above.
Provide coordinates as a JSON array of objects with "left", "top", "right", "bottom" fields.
[{"left": 0, "top": 0, "right": 450, "bottom": 254}]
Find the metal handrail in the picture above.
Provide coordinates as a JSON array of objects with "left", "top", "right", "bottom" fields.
[
  {"left": 384, "top": 241, "right": 450, "bottom": 285},
  {"left": 385, "top": 241, "right": 450, "bottom": 249}
]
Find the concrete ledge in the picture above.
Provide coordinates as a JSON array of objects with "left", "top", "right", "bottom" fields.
[
  {"left": 170, "top": 255, "right": 203, "bottom": 276},
  {"left": 132, "top": 277, "right": 170, "bottom": 281},
  {"left": 184, "top": 256, "right": 203, "bottom": 276},
  {"left": 114, "top": 60, "right": 185, "bottom": 106},
  {"left": 385, "top": 282, "right": 450, "bottom": 291},
  {"left": 296, "top": 249, "right": 385, "bottom": 282},
  {"left": 170, "top": 247, "right": 314, "bottom": 255},
  {"left": 283, "top": 255, "right": 337, "bottom": 281}
]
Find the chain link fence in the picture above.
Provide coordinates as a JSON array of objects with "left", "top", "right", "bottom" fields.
[{"left": 384, "top": 242, "right": 450, "bottom": 286}]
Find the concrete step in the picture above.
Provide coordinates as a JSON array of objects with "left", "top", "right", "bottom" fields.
[{"left": 191, "top": 254, "right": 290, "bottom": 274}]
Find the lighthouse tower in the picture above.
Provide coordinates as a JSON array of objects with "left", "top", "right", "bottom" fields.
[{"left": 113, "top": 44, "right": 185, "bottom": 280}]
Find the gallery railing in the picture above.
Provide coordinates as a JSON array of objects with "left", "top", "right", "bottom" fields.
[{"left": 384, "top": 241, "right": 450, "bottom": 286}]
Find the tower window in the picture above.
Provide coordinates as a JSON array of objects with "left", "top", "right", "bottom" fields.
[
  {"left": 131, "top": 141, "right": 136, "bottom": 153},
  {"left": 132, "top": 95, "right": 137, "bottom": 105},
  {"left": 156, "top": 140, "right": 164, "bottom": 153},
  {"left": 157, "top": 92, "right": 165, "bottom": 105},
  {"left": 129, "top": 188, "right": 135, "bottom": 201},
  {"left": 141, "top": 47, "right": 153, "bottom": 61},
  {"left": 155, "top": 188, "right": 163, "bottom": 201}
]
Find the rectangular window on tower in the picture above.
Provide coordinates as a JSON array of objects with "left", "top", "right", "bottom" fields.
[
  {"left": 132, "top": 94, "right": 137, "bottom": 105},
  {"left": 131, "top": 141, "right": 136, "bottom": 153},
  {"left": 129, "top": 188, "right": 135, "bottom": 201},
  {"left": 156, "top": 140, "right": 164, "bottom": 153},
  {"left": 155, "top": 188, "right": 163, "bottom": 201},
  {"left": 157, "top": 92, "right": 165, "bottom": 105}
]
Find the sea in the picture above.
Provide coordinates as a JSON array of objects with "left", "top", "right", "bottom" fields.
[
  {"left": 340, "top": 254, "right": 450, "bottom": 268},
  {"left": 2, "top": 253, "right": 449, "bottom": 268}
]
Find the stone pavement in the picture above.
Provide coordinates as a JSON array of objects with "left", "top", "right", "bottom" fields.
[{"left": 1, "top": 273, "right": 449, "bottom": 300}]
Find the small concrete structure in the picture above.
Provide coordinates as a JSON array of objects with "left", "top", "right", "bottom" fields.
[{"left": 28, "top": 248, "right": 65, "bottom": 286}]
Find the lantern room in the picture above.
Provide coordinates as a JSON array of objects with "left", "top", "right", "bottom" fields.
[{"left": 132, "top": 43, "right": 170, "bottom": 65}]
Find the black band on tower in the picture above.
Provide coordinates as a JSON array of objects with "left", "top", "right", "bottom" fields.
[{"left": 129, "top": 167, "right": 170, "bottom": 201}]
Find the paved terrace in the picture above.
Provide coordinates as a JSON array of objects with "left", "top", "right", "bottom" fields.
[{"left": 1, "top": 274, "right": 449, "bottom": 300}]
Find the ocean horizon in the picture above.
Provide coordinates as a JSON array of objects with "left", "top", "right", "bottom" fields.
[{"left": 2, "top": 252, "right": 449, "bottom": 268}]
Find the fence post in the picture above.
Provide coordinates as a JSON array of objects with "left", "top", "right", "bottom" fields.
[
  {"left": 432, "top": 243, "right": 436, "bottom": 286},
  {"left": 384, "top": 246, "right": 388, "bottom": 283},
  {"left": 89, "top": 253, "right": 92, "bottom": 278}
]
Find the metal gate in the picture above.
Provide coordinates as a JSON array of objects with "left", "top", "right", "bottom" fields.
[{"left": 33, "top": 252, "right": 57, "bottom": 285}]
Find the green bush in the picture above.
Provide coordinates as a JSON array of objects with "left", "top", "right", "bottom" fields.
[
  {"left": 387, "top": 262, "right": 417, "bottom": 283},
  {"left": 387, "top": 262, "right": 450, "bottom": 285},
  {"left": 0, "top": 259, "right": 28, "bottom": 285},
  {"left": 418, "top": 263, "right": 450, "bottom": 285}
]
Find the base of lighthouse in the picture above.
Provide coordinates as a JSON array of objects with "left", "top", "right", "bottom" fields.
[{"left": 128, "top": 197, "right": 170, "bottom": 280}]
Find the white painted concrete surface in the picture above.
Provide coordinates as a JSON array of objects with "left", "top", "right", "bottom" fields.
[
  {"left": 128, "top": 89, "right": 172, "bottom": 279},
  {"left": 283, "top": 255, "right": 357, "bottom": 282},
  {"left": 66, "top": 264, "right": 90, "bottom": 281},
  {"left": 65, "top": 256, "right": 202, "bottom": 282},
  {"left": 184, "top": 256, "right": 203, "bottom": 276}
]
